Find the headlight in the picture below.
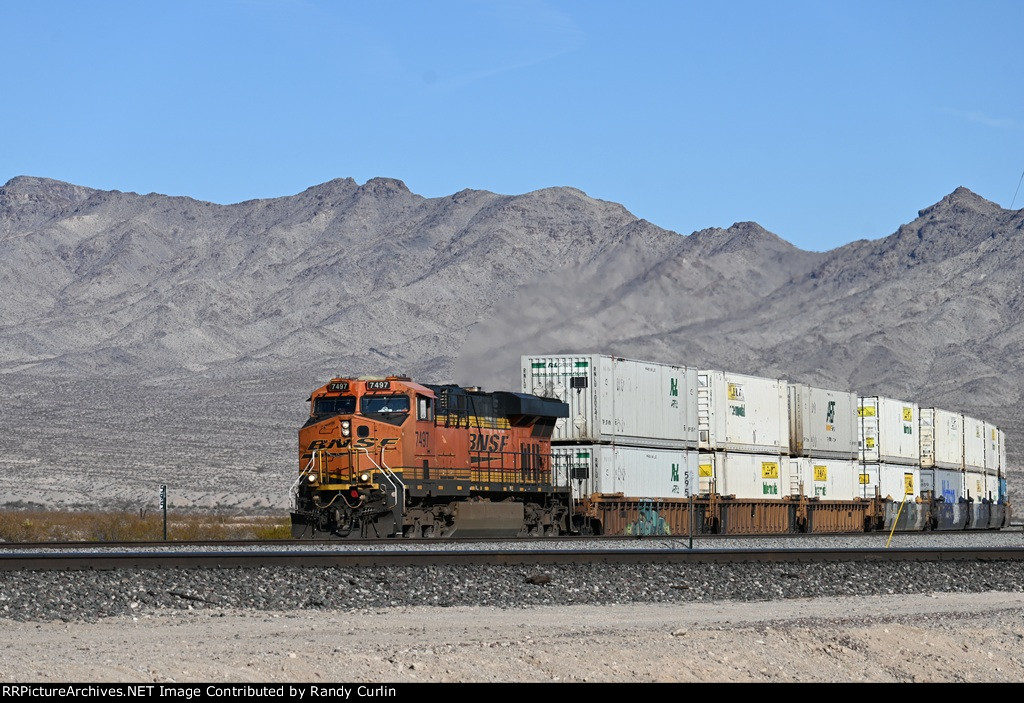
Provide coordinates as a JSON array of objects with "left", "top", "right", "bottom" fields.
[
  {"left": 359, "top": 472, "right": 370, "bottom": 483},
  {"left": 341, "top": 420, "right": 351, "bottom": 437},
  {"left": 307, "top": 474, "right": 317, "bottom": 484}
]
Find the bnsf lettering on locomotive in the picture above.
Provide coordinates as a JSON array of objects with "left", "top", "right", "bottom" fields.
[
  {"left": 306, "top": 437, "right": 398, "bottom": 451},
  {"left": 307, "top": 438, "right": 352, "bottom": 450},
  {"left": 468, "top": 433, "right": 509, "bottom": 452}
]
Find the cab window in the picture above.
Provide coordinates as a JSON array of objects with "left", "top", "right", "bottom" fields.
[
  {"left": 312, "top": 396, "right": 356, "bottom": 417},
  {"left": 417, "top": 395, "right": 434, "bottom": 421},
  {"left": 360, "top": 394, "right": 410, "bottom": 426}
]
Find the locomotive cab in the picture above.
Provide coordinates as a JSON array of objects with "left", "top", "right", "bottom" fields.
[{"left": 293, "top": 376, "right": 428, "bottom": 538}]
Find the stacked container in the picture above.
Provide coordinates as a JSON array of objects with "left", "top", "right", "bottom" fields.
[
  {"left": 858, "top": 396, "right": 920, "bottom": 501},
  {"left": 522, "top": 354, "right": 698, "bottom": 449},
  {"left": 919, "top": 408, "right": 965, "bottom": 504},
  {"left": 963, "top": 415, "right": 988, "bottom": 502},
  {"left": 696, "top": 370, "right": 789, "bottom": 499},
  {"left": 788, "top": 383, "right": 860, "bottom": 502},
  {"left": 998, "top": 428, "right": 1008, "bottom": 503},
  {"left": 984, "top": 422, "right": 1001, "bottom": 502},
  {"left": 522, "top": 354, "right": 699, "bottom": 500},
  {"left": 552, "top": 444, "right": 697, "bottom": 499},
  {"left": 523, "top": 352, "right": 1008, "bottom": 514}
]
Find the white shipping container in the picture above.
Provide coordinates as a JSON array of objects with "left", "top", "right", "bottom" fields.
[
  {"left": 788, "top": 383, "right": 859, "bottom": 459},
  {"left": 698, "top": 371, "right": 789, "bottom": 453},
  {"left": 964, "top": 470, "right": 986, "bottom": 501},
  {"left": 984, "top": 472, "right": 1000, "bottom": 502},
  {"left": 788, "top": 457, "right": 859, "bottom": 502},
  {"left": 858, "top": 463, "right": 919, "bottom": 501},
  {"left": 858, "top": 397, "right": 920, "bottom": 465},
  {"left": 698, "top": 451, "right": 787, "bottom": 500},
  {"left": 984, "top": 422, "right": 1000, "bottom": 474},
  {"left": 919, "top": 408, "right": 964, "bottom": 470},
  {"left": 522, "top": 354, "right": 698, "bottom": 448},
  {"left": 999, "top": 429, "right": 1007, "bottom": 477},
  {"left": 963, "top": 416, "right": 986, "bottom": 471},
  {"left": 552, "top": 444, "right": 697, "bottom": 500},
  {"left": 919, "top": 468, "right": 965, "bottom": 504}
]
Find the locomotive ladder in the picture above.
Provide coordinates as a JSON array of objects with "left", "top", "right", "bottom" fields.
[{"left": 359, "top": 445, "right": 406, "bottom": 510}]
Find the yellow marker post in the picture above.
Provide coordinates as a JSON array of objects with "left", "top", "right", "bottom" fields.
[{"left": 885, "top": 485, "right": 911, "bottom": 548}]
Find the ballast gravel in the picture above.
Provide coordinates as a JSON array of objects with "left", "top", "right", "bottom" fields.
[
  {"left": 3, "top": 559, "right": 1024, "bottom": 622},
  {"left": 5, "top": 539, "right": 1024, "bottom": 684}
]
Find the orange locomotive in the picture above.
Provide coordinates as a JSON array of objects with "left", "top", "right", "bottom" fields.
[{"left": 291, "top": 376, "right": 573, "bottom": 538}]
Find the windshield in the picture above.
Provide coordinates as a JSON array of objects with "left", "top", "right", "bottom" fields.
[
  {"left": 360, "top": 395, "right": 410, "bottom": 415},
  {"left": 313, "top": 396, "right": 356, "bottom": 417}
]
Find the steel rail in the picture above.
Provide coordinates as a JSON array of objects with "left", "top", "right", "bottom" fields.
[
  {"left": 3, "top": 526, "right": 1020, "bottom": 551},
  {"left": 3, "top": 547, "right": 1024, "bottom": 571}
]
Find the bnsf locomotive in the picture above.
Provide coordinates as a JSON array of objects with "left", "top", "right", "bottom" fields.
[{"left": 291, "top": 376, "right": 573, "bottom": 538}]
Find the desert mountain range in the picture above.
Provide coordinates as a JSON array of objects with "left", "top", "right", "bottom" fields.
[{"left": 1, "top": 175, "right": 1022, "bottom": 510}]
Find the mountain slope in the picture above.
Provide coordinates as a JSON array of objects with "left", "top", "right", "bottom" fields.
[{"left": 2, "top": 175, "right": 1023, "bottom": 510}]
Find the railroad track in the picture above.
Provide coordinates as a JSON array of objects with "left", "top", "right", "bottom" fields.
[
  {"left": 3, "top": 544, "right": 1024, "bottom": 571},
  {"left": 2, "top": 523, "right": 1021, "bottom": 551}
]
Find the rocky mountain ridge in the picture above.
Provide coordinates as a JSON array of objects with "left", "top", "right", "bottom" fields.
[{"left": 2, "top": 174, "right": 1023, "bottom": 510}]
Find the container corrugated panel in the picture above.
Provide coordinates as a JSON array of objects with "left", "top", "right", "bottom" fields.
[
  {"left": 998, "top": 430, "right": 1007, "bottom": 478},
  {"left": 551, "top": 444, "right": 697, "bottom": 500},
  {"left": 697, "top": 371, "right": 789, "bottom": 453},
  {"left": 964, "top": 470, "right": 986, "bottom": 501},
  {"left": 522, "top": 354, "right": 698, "bottom": 448},
  {"left": 858, "top": 463, "right": 919, "bottom": 501},
  {"left": 919, "top": 468, "right": 964, "bottom": 503},
  {"left": 918, "top": 408, "right": 936, "bottom": 468},
  {"left": 858, "top": 397, "right": 920, "bottom": 465},
  {"left": 788, "top": 457, "right": 859, "bottom": 502},
  {"left": 699, "top": 450, "right": 787, "bottom": 500},
  {"left": 984, "top": 471, "right": 1000, "bottom": 503},
  {"left": 984, "top": 422, "right": 1000, "bottom": 474},
  {"left": 919, "top": 408, "right": 964, "bottom": 470},
  {"left": 963, "top": 416, "right": 986, "bottom": 471},
  {"left": 788, "top": 384, "right": 859, "bottom": 459}
]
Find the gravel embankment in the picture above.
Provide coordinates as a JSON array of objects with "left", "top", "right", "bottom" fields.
[{"left": 4, "top": 557, "right": 1024, "bottom": 623}]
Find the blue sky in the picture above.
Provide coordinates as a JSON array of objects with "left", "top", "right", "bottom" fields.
[{"left": 2, "top": 0, "right": 1022, "bottom": 251}]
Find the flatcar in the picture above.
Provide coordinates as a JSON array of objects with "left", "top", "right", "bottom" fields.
[
  {"left": 290, "top": 376, "right": 574, "bottom": 538},
  {"left": 576, "top": 490, "right": 1011, "bottom": 537}
]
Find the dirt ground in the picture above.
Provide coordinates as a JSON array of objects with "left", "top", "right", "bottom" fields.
[{"left": 3, "top": 591, "right": 1024, "bottom": 684}]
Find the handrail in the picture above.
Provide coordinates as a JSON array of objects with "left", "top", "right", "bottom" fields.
[
  {"left": 358, "top": 446, "right": 405, "bottom": 510},
  {"left": 378, "top": 444, "right": 406, "bottom": 506},
  {"left": 291, "top": 452, "right": 320, "bottom": 501}
]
